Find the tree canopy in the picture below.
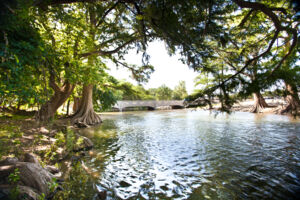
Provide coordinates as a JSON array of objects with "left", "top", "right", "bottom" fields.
[{"left": 0, "top": 0, "right": 299, "bottom": 120}]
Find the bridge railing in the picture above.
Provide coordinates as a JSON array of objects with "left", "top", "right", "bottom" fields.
[{"left": 113, "top": 100, "right": 184, "bottom": 110}]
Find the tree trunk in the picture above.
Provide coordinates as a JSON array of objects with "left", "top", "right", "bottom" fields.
[
  {"left": 66, "top": 99, "right": 70, "bottom": 116},
  {"left": 72, "top": 97, "right": 81, "bottom": 114},
  {"left": 36, "top": 77, "right": 74, "bottom": 121},
  {"left": 71, "top": 84, "right": 102, "bottom": 126},
  {"left": 250, "top": 91, "right": 268, "bottom": 113},
  {"left": 280, "top": 82, "right": 300, "bottom": 115}
]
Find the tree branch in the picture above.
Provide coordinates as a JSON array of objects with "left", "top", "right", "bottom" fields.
[
  {"left": 270, "top": 7, "right": 287, "bottom": 14},
  {"left": 233, "top": 0, "right": 298, "bottom": 78},
  {"left": 208, "top": 29, "right": 280, "bottom": 94},
  {"left": 79, "top": 38, "right": 137, "bottom": 58},
  {"left": 34, "top": 0, "right": 136, "bottom": 7},
  {"left": 2, "top": 31, "right": 9, "bottom": 62},
  {"left": 233, "top": 0, "right": 281, "bottom": 29},
  {"left": 4, "top": 3, "right": 15, "bottom": 14},
  {"left": 95, "top": 1, "right": 120, "bottom": 27},
  {"left": 49, "top": 71, "right": 62, "bottom": 93},
  {"left": 40, "top": 21, "right": 56, "bottom": 47},
  {"left": 239, "top": 9, "right": 254, "bottom": 27},
  {"left": 224, "top": 60, "right": 252, "bottom": 78}
]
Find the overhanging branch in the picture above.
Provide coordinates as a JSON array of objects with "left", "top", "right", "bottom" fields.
[
  {"left": 232, "top": 0, "right": 298, "bottom": 79},
  {"left": 95, "top": 1, "right": 120, "bottom": 27},
  {"left": 79, "top": 38, "right": 137, "bottom": 58},
  {"left": 239, "top": 9, "right": 254, "bottom": 27}
]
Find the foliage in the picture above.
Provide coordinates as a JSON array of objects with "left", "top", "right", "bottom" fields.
[
  {"left": 152, "top": 84, "right": 173, "bottom": 100},
  {"left": 0, "top": 0, "right": 50, "bottom": 109},
  {"left": 8, "top": 168, "right": 20, "bottom": 200},
  {"left": 53, "top": 162, "right": 95, "bottom": 200},
  {"left": 172, "top": 81, "right": 188, "bottom": 100},
  {"left": 188, "top": 0, "right": 299, "bottom": 110},
  {"left": 0, "top": 0, "right": 299, "bottom": 115},
  {"left": 0, "top": 123, "right": 24, "bottom": 158},
  {"left": 38, "top": 193, "right": 46, "bottom": 200},
  {"left": 8, "top": 168, "right": 20, "bottom": 184},
  {"left": 48, "top": 178, "right": 59, "bottom": 194}
]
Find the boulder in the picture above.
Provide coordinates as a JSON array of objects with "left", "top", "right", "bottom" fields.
[
  {"left": 24, "top": 153, "right": 40, "bottom": 165},
  {"left": 45, "top": 165, "right": 60, "bottom": 174},
  {"left": 0, "top": 157, "right": 19, "bottom": 166},
  {"left": 96, "top": 185, "right": 107, "bottom": 200},
  {"left": 39, "top": 127, "right": 49, "bottom": 135},
  {"left": 0, "top": 155, "right": 58, "bottom": 197},
  {"left": 73, "top": 135, "right": 94, "bottom": 152},
  {"left": 14, "top": 162, "right": 53, "bottom": 195},
  {"left": 0, "top": 185, "right": 40, "bottom": 200}
]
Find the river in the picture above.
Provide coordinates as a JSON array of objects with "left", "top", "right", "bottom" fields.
[{"left": 79, "top": 110, "right": 300, "bottom": 199}]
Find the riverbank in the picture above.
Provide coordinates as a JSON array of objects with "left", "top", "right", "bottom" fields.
[
  {"left": 0, "top": 114, "right": 99, "bottom": 199},
  {"left": 198, "top": 98, "right": 297, "bottom": 115}
]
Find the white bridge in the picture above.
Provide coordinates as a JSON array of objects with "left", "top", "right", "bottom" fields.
[{"left": 113, "top": 100, "right": 185, "bottom": 111}]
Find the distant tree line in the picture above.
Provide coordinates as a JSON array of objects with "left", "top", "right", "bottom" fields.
[{"left": 93, "top": 80, "right": 188, "bottom": 111}]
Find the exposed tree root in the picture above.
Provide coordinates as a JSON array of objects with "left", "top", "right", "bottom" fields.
[
  {"left": 71, "top": 84, "right": 102, "bottom": 127},
  {"left": 278, "top": 82, "right": 300, "bottom": 116},
  {"left": 278, "top": 95, "right": 299, "bottom": 116},
  {"left": 250, "top": 92, "right": 268, "bottom": 113},
  {"left": 72, "top": 109, "right": 102, "bottom": 127}
]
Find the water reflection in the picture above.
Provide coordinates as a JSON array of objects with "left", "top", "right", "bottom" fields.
[{"left": 80, "top": 110, "right": 300, "bottom": 199}]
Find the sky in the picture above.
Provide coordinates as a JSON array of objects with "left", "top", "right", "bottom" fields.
[{"left": 107, "top": 41, "right": 199, "bottom": 94}]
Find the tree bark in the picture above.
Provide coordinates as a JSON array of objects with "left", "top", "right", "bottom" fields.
[
  {"left": 250, "top": 91, "right": 268, "bottom": 113},
  {"left": 71, "top": 84, "right": 102, "bottom": 126},
  {"left": 66, "top": 99, "right": 70, "bottom": 116},
  {"left": 280, "top": 82, "right": 300, "bottom": 115},
  {"left": 36, "top": 76, "right": 74, "bottom": 121},
  {"left": 72, "top": 97, "right": 81, "bottom": 114}
]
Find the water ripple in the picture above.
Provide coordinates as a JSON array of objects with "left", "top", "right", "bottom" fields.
[{"left": 80, "top": 110, "right": 300, "bottom": 199}]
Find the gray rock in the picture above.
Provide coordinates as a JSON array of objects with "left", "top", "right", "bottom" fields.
[
  {"left": 0, "top": 157, "right": 19, "bottom": 166},
  {"left": 0, "top": 156, "right": 55, "bottom": 196},
  {"left": 39, "top": 127, "right": 49, "bottom": 134},
  {"left": 0, "top": 185, "right": 40, "bottom": 200},
  {"left": 45, "top": 165, "right": 60, "bottom": 174},
  {"left": 96, "top": 185, "right": 107, "bottom": 200},
  {"left": 24, "top": 153, "right": 40, "bottom": 165},
  {"left": 75, "top": 122, "right": 89, "bottom": 128},
  {"left": 119, "top": 180, "right": 131, "bottom": 187},
  {"left": 73, "top": 136, "right": 94, "bottom": 152},
  {"left": 17, "top": 162, "right": 53, "bottom": 195}
]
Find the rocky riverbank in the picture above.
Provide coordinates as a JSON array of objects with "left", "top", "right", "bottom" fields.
[{"left": 0, "top": 116, "right": 99, "bottom": 200}]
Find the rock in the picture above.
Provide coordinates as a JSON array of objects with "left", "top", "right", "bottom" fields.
[
  {"left": 73, "top": 136, "right": 94, "bottom": 152},
  {"left": 119, "top": 180, "right": 131, "bottom": 187},
  {"left": 51, "top": 124, "right": 68, "bottom": 133},
  {"left": 96, "top": 185, "right": 107, "bottom": 200},
  {"left": 45, "top": 165, "right": 60, "bottom": 174},
  {"left": 0, "top": 185, "right": 40, "bottom": 200},
  {"left": 39, "top": 127, "right": 49, "bottom": 134},
  {"left": 75, "top": 122, "right": 89, "bottom": 128},
  {"left": 24, "top": 153, "right": 40, "bottom": 165},
  {"left": 82, "top": 136, "right": 93, "bottom": 149},
  {"left": 0, "top": 157, "right": 19, "bottom": 166},
  {"left": 49, "top": 130, "right": 58, "bottom": 137},
  {"left": 0, "top": 165, "right": 15, "bottom": 180},
  {"left": 16, "top": 162, "right": 53, "bottom": 196},
  {"left": 0, "top": 158, "right": 54, "bottom": 196}
]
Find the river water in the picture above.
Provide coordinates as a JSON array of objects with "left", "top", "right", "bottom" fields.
[{"left": 79, "top": 110, "right": 300, "bottom": 199}]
